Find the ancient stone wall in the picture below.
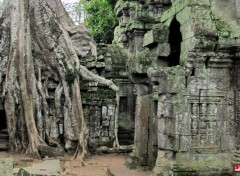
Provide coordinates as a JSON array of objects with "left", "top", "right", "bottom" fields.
[
  {"left": 0, "top": 0, "right": 238, "bottom": 174},
  {"left": 13, "top": 0, "right": 239, "bottom": 173},
  {"left": 113, "top": 0, "right": 240, "bottom": 174},
  {"left": 80, "top": 44, "right": 135, "bottom": 149}
]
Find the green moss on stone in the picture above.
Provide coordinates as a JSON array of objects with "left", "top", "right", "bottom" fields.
[
  {"left": 65, "top": 68, "right": 79, "bottom": 84},
  {"left": 82, "top": 87, "right": 116, "bottom": 101},
  {"left": 174, "top": 157, "right": 232, "bottom": 176}
]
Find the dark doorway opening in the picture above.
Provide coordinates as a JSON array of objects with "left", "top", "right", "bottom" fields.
[
  {"left": 0, "top": 110, "right": 7, "bottom": 131},
  {"left": 168, "top": 17, "right": 182, "bottom": 66},
  {"left": 0, "top": 108, "right": 8, "bottom": 151},
  {"left": 118, "top": 96, "right": 135, "bottom": 145}
]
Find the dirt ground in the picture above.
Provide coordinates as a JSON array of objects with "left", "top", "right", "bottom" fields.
[
  {"left": 0, "top": 151, "right": 149, "bottom": 176},
  {"left": 63, "top": 154, "right": 148, "bottom": 176}
]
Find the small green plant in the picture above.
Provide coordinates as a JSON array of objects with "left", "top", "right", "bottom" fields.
[{"left": 65, "top": 68, "right": 79, "bottom": 84}]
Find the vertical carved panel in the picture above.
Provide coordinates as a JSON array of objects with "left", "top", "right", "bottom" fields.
[
  {"left": 235, "top": 92, "right": 240, "bottom": 147},
  {"left": 187, "top": 92, "right": 225, "bottom": 152}
]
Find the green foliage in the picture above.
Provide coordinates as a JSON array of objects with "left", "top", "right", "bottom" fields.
[
  {"left": 65, "top": 68, "right": 79, "bottom": 84},
  {"left": 82, "top": 87, "right": 116, "bottom": 101},
  {"left": 81, "top": 0, "right": 118, "bottom": 44}
]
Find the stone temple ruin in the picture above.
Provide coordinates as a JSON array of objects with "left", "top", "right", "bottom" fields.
[
  {"left": 1, "top": 0, "right": 240, "bottom": 175},
  {"left": 100, "top": 0, "right": 240, "bottom": 174},
  {"left": 111, "top": 0, "right": 240, "bottom": 174}
]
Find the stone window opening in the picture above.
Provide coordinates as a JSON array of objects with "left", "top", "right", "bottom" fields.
[{"left": 168, "top": 17, "right": 182, "bottom": 67}]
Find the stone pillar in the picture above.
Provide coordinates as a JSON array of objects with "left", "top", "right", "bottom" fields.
[
  {"left": 157, "top": 93, "right": 175, "bottom": 152},
  {"left": 147, "top": 99, "right": 158, "bottom": 167},
  {"left": 134, "top": 84, "right": 150, "bottom": 165}
]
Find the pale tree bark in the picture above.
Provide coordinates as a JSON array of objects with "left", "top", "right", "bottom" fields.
[
  {"left": 0, "top": 0, "right": 119, "bottom": 160},
  {"left": 113, "top": 92, "right": 120, "bottom": 147}
]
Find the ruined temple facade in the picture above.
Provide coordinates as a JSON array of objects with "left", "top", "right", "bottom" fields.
[
  {"left": 112, "top": 0, "right": 240, "bottom": 174},
  {"left": 71, "top": 0, "right": 240, "bottom": 174},
  {"left": 0, "top": 0, "right": 240, "bottom": 174}
]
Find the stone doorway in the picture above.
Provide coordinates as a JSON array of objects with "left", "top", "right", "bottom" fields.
[
  {"left": 118, "top": 96, "right": 135, "bottom": 145},
  {"left": 0, "top": 106, "right": 8, "bottom": 151},
  {"left": 0, "top": 109, "right": 7, "bottom": 131}
]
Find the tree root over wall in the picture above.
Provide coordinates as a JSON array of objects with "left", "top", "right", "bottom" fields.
[{"left": 0, "top": 0, "right": 119, "bottom": 161}]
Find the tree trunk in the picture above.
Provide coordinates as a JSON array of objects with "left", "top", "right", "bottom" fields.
[{"left": 0, "top": 0, "right": 118, "bottom": 160}]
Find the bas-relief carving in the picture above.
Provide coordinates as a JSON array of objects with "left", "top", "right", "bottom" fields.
[
  {"left": 235, "top": 91, "right": 240, "bottom": 148},
  {"left": 185, "top": 94, "right": 225, "bottom": 150}
]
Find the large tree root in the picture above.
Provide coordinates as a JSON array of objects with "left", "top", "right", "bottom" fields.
[{"left": 0, "top": 0, "right": 119, "bottom": 160}]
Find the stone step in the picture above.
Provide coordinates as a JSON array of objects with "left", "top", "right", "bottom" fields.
[
  {"left": 0, "top": 129, "right": 8, "bottom": 135},
  {"left": 96, "top": 146, "right": 132, "bottom": 154},
  {"left": 0, "top": 133, "right": 9, "bottom": 140},
  {"left": 118, "top": 139, "right": 133, "bottom": 145},
  {"left": 0, "top": 142, "right": 8, "bottom": 151},
  {"left": 0, "top": 137, "right": 8, "bottom": 142}
]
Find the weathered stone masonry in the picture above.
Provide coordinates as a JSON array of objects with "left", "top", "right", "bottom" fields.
[
  {"left": 1, "top": 0, "right": 240, "bottom": 174},
  {"left": 112, "top": 0, "right": 240, "bottom": 175},
  {"left": 80, "top": 44, "right": 135, "bottom": 150}
]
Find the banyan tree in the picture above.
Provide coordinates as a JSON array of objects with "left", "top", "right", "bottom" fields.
[{"left": 0, "top": 0, "right": 118, "bottom": 159}]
